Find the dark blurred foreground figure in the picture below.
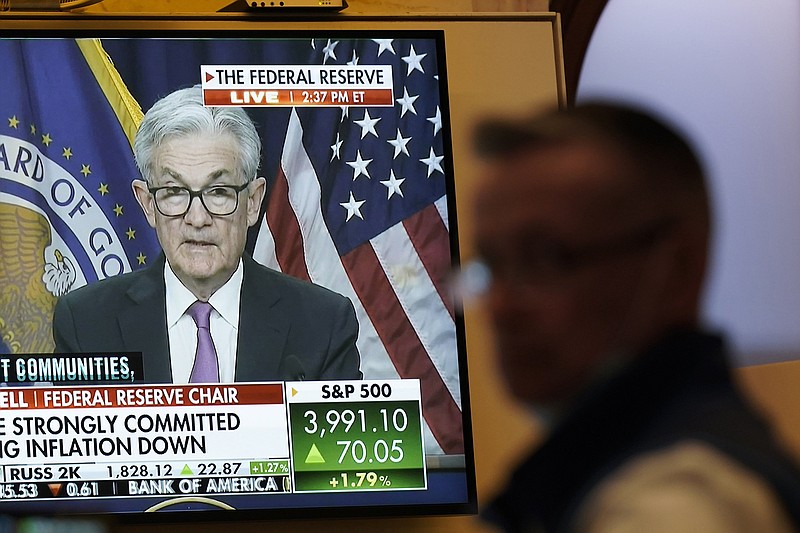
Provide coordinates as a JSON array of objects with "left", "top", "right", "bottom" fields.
[{"left": 471, "top": 103, "right": 800, "bottom": 532}]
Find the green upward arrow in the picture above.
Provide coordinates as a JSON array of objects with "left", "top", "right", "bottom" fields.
[{"left": 305, "top": 444, "right": 326, "bottom": 464}]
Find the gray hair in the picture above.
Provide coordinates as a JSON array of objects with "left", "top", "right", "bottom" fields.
[{"left": 133, "top": 86, "right": 261, "bottom": 184}]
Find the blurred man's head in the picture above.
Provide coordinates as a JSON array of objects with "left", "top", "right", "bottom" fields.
[
  {"left": 472, "top": 103, "right": 710, "bottom": 406},
  {"left": 131, "top": 87, "right": 266, "bottom": 300}
]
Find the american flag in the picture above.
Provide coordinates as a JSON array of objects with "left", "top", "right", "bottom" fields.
[{"left": 252, "top": 37, "right": 463, "bottom": 456}]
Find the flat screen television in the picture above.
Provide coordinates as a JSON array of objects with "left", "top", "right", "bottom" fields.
[{"left": 0, "top": 26, "right": 475, "bottom": 521}]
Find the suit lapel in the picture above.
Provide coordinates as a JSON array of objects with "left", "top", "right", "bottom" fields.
[
  {"left": 118, "top": 255, "right": 172, "bottom": 383},
  {"left": 235, "top": 256, "right": 288, "bottom": 381}
]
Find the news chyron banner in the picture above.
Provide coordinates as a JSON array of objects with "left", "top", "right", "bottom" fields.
[
  {"left": 1, "top": 353, "right": 142, "bottom": 386},
  {"left": 201, "top": 65, "right": 394, "bottom": 107},
  {"left": 0, "top": 380, "right": 425, "bottom": 504}
]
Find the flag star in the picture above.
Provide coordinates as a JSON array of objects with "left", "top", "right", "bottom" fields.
[
  {"left": 387, "top": 128, "right": 411, "bottom": 159},
  {"left": 354, "top": 109, "right": 381, "bottom": 139},
  {"left": 29, "top": 124, "right": 36, "bottom": 135},
  {"left": 126, "top": 227, "right": 136, "bottom": 240},
  {"left": 41, "top": 133, "right": 52, "bottom": 146},
  {"left": 322, "top": 39, "right": 339, "bottom": 64},
  {"left": 97, "top": 183, "right": 109, "bottom": 195},
  {"left": 395, "top": 87, "right": 419, "bottom": 117},
  {"left": 402, "top": 44, "right": 427, "bottom": 75},
  {"left": 380, "top": 170, "right": 406, "bottom": 199},
  {"left": 340, "top": 191, "right": 366, "bottom": 222},
  {"left": 136, "top": 252, "right": 147, "bottom": 265},
  {"left": 62, "top": 147, "right": 73, "bottom": 160},
  {"left": 8, "top": 116, "right": 19, "bottom": 128},
  {"left": 340, "top": 105, "right": 350, "bottom": 123},
  {"left": 346, "top": 149, "right": 373, "bottom": 181},
  {"left": 427, "top": 106, "right": 442, "bottom": 136},
  {"left": 420, "top": 147, "right": 444, "bottom": 177},
  {"left": 80, "top": 164, "right": 91, "bottom": 177},
  {"left": 347, "top": 50, "right": 359, "bottom": 66},
  {"left": 113, "top": 204, "right": 124, "bottom": 216},
  {"left": 373, "top": 39, "right": 395, "bottom": 57},
  {"left": 330, "top": 132, "right": 343, "bottom": 161}
]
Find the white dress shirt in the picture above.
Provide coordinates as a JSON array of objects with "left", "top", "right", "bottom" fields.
[{"left": 164, "top": 259, "right": 243, "bottom": 383}]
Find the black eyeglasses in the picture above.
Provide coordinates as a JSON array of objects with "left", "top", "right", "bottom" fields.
[
  {"left": 455, "top": 219, "right": 676, "bottom": 299},
  {"left": 148, "top": 183, "right": 250, "bottom": 217}
]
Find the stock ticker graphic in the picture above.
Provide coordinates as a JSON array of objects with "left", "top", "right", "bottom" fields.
[{"left": 0, "top": 380, "right": 425, "bottom": 501}]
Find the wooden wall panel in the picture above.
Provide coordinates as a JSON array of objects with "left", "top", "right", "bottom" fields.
[{"left": 736, "top": 362, "right": 800, "bottom": 461}]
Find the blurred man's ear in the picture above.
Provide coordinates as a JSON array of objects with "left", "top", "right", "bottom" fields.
[
  {"left": 660, "top": 222, "right": 709, "bottom": 324},
  {"left": 132, "top": 180, "right": 157, "bottom": 228}
]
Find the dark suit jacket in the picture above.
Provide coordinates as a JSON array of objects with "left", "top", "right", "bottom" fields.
[
  {"left": 482, "top": 329, "right": 800, "bottom": 532},
  {"left": 52, "top": 254, "right": 361, "bottom": 382}
]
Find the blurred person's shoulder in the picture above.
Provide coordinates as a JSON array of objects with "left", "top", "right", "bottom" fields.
[{"left": 573, "top": 440, "right": 797, "bottom": 533}]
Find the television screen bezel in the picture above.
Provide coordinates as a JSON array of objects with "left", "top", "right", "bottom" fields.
[{"left": 0, "top": 25, "right": 477, "bottom": 523}]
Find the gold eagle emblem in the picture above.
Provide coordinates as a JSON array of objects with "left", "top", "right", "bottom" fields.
[{"left": 0, "top": 202, "right": 76, "bottom": 353}]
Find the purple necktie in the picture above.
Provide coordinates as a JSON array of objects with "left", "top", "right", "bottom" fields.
[{"left": 186, "top": 301, "right": 219, "bottom": 383}]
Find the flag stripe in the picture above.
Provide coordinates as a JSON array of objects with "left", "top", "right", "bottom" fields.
[
  {"left": 266, "top": 166, "right": 312, "bottom": 282},
  {"left": 281, "top": 112, "right": 346, "bottom": 288},
  {"left": 434, "top": 195, "right": 449, "bottom": 232},
  {"left": 271, "top": 111, "right": 400, "bottom": 382},
  {"left": 253, "top": 216, "right": 280, "bottom": 270},
  {"left": 76, "top": 39, "right": 143, "bottom": 146},
  {"left": 402, "top": 203, "right": 455, "bottom": 320},
  {"left": 341, "top": 243, "right": 464, "bottom": 454},
  {"left": 370, "top": 222, "right": 461, "bottom": 408}
]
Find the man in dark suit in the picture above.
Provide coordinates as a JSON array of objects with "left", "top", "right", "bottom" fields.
[
  {"left": 53, "top": 86, "right": 361, "bottom": 383},
  {"left": 470, "top": 103, "right": 800, "bottom": 531}
]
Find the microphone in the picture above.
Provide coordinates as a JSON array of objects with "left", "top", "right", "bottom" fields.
[{"left": 279, "top": 355, "right": 306, "bottom": 381}]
